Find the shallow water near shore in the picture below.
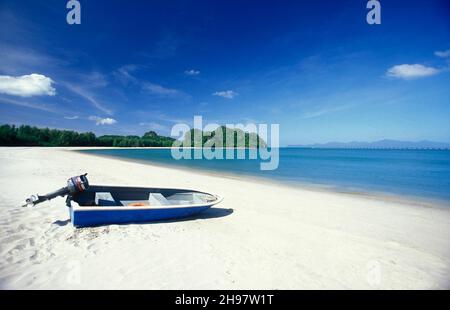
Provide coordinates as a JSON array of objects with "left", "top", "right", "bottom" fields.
[{"left": 79, "top": 148, "right": 450, "bottom": 204}]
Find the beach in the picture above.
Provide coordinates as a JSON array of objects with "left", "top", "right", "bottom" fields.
[{"left": 0, "top": 147, "right": 449, "bottom": 289}]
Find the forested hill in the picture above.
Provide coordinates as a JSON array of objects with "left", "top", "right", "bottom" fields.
[
  {"left": 183, "top": 126, "right": 267, "bottom": 148},
  {"left": 0, "top": 124, "right": 175, "bottom": 147}
]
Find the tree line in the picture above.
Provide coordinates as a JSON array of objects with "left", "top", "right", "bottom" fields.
[
  {"left": 183, "top": 126, "right": 267, "bottom": 148},
  {"left": 0, "top": 124, "right": 175, "bottom": 147}
]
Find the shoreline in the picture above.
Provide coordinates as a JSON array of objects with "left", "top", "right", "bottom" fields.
[
  {"left": 1, "top": 147, "right": 449, "bottom": 289},
  {"left": 72, "top": 148, "right": 450, "bottom": 210}
]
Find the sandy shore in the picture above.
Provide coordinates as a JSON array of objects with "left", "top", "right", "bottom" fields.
[{"left": 0, "top": 147, "right": 449, "bottom": 289}]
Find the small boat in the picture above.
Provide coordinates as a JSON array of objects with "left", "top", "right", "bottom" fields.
[
  {"left": 68, "top": 185, "right": 223, "bottom": 227},
  {"left": 22, "top": 174, "right": 223, "bottom": 227}
]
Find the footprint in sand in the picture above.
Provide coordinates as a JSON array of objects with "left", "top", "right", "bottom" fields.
[{"left": 86, "top": 243, "right": 101, "bottom": 255}]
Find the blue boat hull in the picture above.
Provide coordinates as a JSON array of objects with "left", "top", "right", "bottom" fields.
[
  {"left": 70, "top": 205, "right": 212, "bottom": 227},
  {"left": 67, "top": 185, "right": 223, "bottom": 227}
]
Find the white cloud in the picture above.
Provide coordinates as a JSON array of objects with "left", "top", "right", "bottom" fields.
[
  {"left": 0, "top": 96, "right": 57, "bottom": 112},
  {"left": 0, "top": 44, "right": 68, "bottom": 75},
  {"left": 434, "top": 49, "right": 450, "bottom": 58},
  {"left": 213, "top": 90, "right": 238, "bottom": 99},
  {"left": 114, "top": 66, "right": 189, "bottom": 99},
  {"left": 77, "top": 71, "right": 109, "bottom": 88},
  {"left": 63, "top": 82, "right": 113, "bottom": 115},
  {"left": 114, "top": 64, "right": 139, "bottom": 85},
  {"left": 184, "top": 69, "right": 200, "bottom": 76},
  {"left": 0, "top": 74, "right": 56, "bottom": 97},
  {"left": 386, "top": 64, "right": 439, "bottom": 80},
  {"left": 89, "top": 116, "right": 117, "bottom": 125},
  {"left": 143, "top": 82, "right": 183, "bottom": 97},
  {"left": 64, "top": 116, "right": 79, "bottom": 120}
]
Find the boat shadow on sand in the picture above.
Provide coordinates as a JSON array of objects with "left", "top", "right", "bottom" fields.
[{"left": 53, "top": 207, "right": 234, "bottom": 227}]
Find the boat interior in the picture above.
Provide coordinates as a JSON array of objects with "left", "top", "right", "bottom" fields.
[{"left": 72, "top": 185, "right": 217, "bottom": 207}]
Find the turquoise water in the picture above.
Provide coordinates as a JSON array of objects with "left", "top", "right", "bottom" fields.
[{"left": 80, "top": 148, "right": 450, "bottom": 203}]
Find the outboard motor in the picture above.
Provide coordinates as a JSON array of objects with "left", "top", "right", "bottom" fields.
[{"left": 22, "top": 174, "right": 89, "bottom": 207}]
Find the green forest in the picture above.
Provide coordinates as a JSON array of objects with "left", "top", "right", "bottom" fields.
[
  {"left": 183, "top": 126, "right": 267, "bottom": 148},
  {"left": 0, "top": 124, "right": 175, "bottom": 147},
  {"left": 0, "top": 124, "right": 268, "bottom": 148}
]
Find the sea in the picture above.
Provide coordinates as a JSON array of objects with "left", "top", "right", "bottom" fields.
[{"left": 79, "top": 148, "right": 450, "bottom": 204}]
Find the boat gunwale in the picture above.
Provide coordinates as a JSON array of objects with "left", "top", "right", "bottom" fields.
[{"left": 68, "top": 184, "right": 224, "bottom": 211}]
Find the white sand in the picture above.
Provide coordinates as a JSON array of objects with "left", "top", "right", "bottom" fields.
[{"left": 0, "top": 147, "right": 449, "bottom": 289}]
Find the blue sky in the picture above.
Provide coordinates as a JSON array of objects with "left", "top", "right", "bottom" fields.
[{"left": 0, "top": 0, "right": 449, "bottom": 145}]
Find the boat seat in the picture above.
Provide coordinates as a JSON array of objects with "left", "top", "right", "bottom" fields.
[
  {"left": 166, "top": 193, "right": 207, "bottom": 205},
  {"left": 192, "top": 193, "right": 207, "bottom": 204},
  {"left": 148, "top": 193, "right": 170, "bottom": 206},
  {"left": 119, "top": 194, "right": 170, "bottom": 207},
  {"left": 95, "top": 192, "right": 120, "bottom": 206}
]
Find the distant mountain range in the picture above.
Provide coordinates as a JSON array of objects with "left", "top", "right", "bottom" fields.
[{"left": 289, "top": 139, "right": 450, "bottom": 149}]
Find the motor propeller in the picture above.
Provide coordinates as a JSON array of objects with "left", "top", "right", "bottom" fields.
[{"left": 21, "top": 174, "right": 89, "bottom": 207}]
